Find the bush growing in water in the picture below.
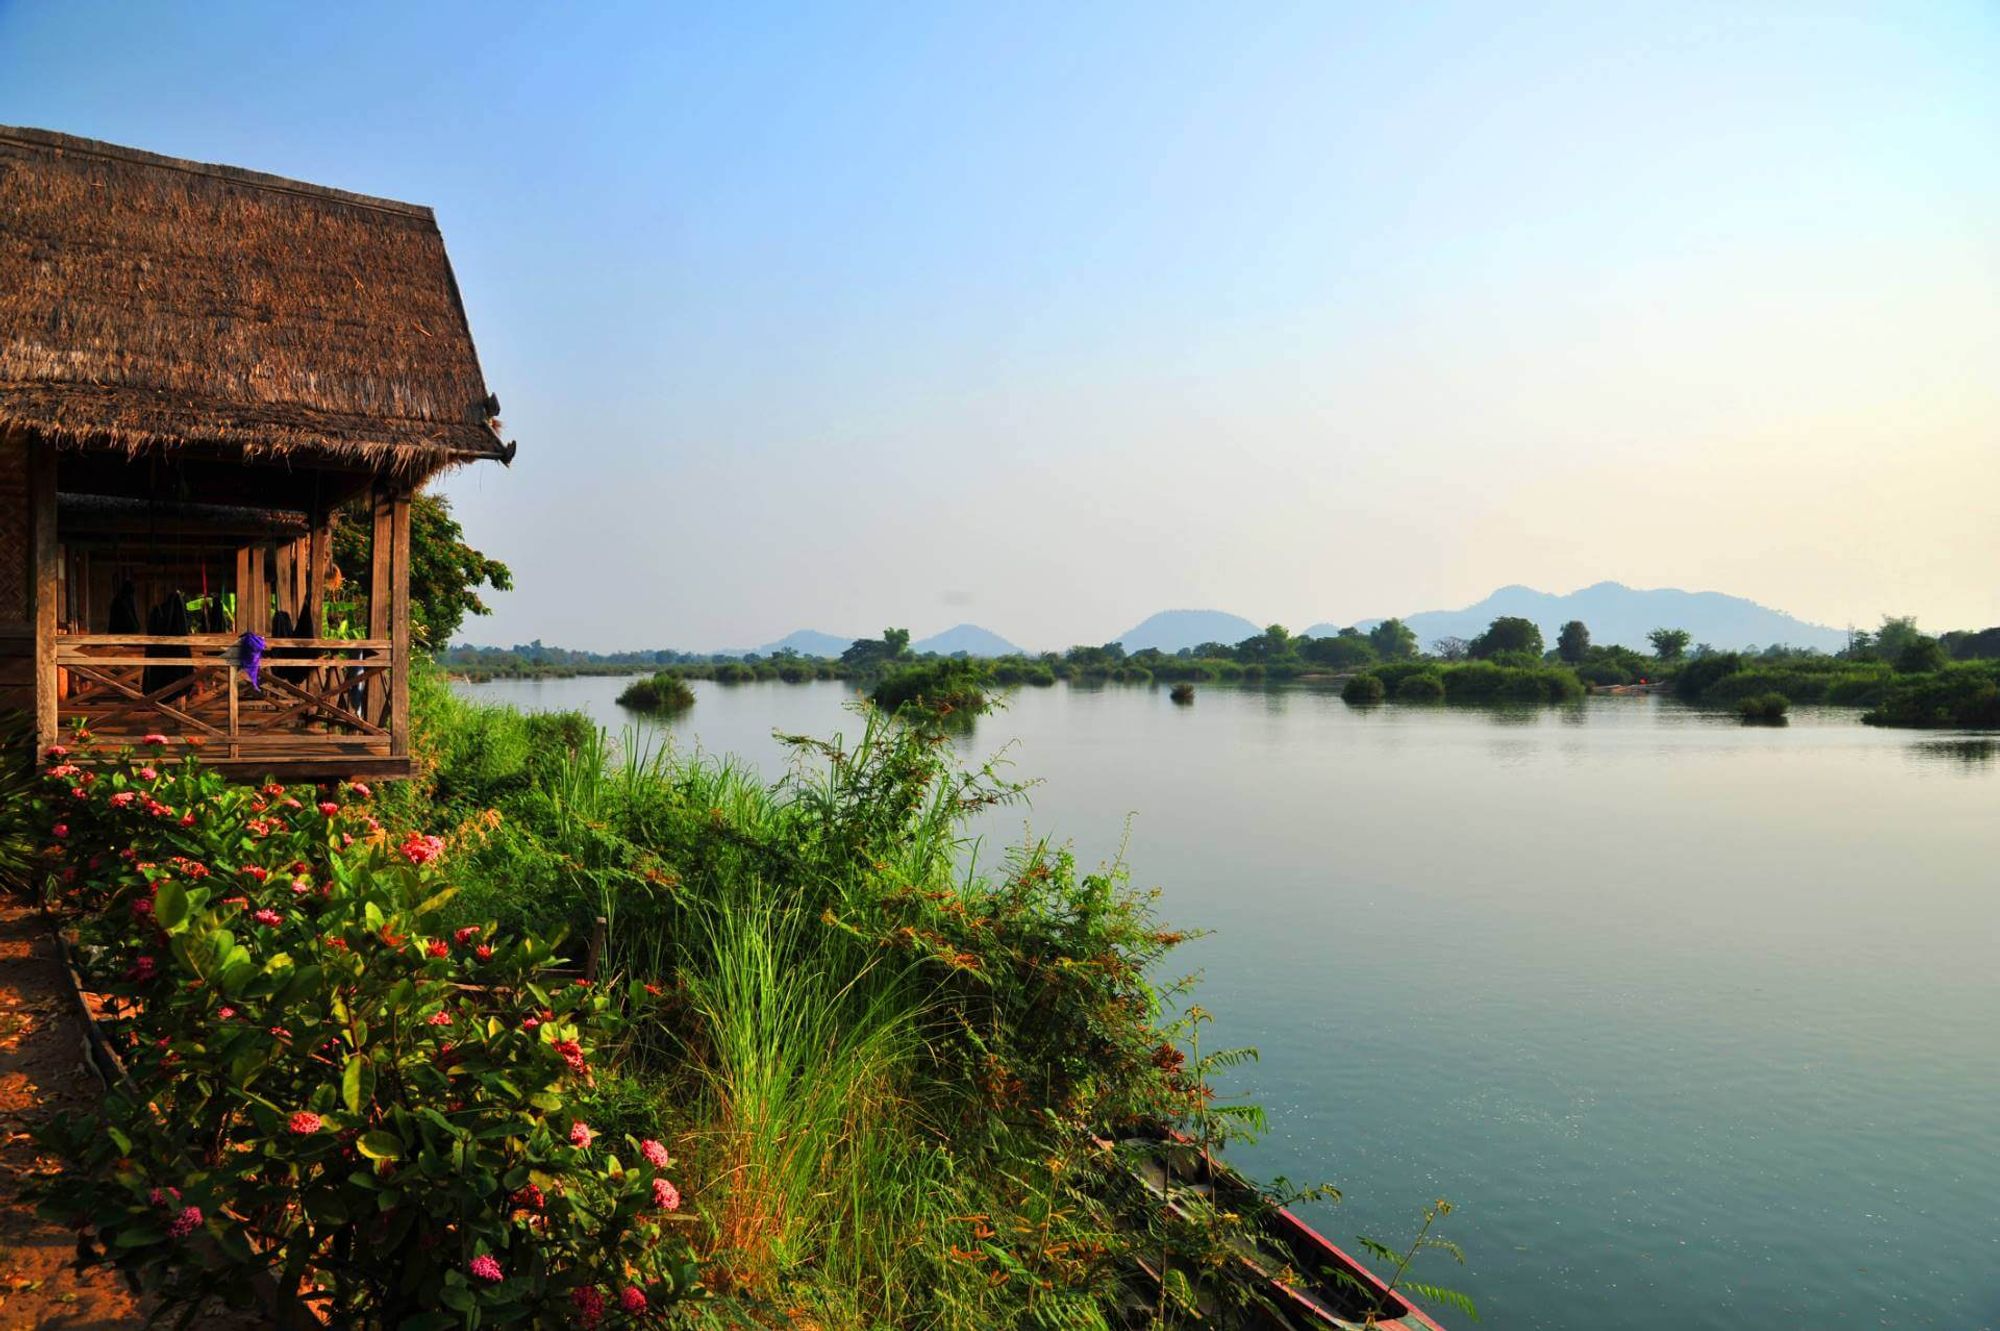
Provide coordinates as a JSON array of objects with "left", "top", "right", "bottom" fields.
[
  {"left": 869, "top": 659, "right": 991, "bottom": 716},
  {"left": 1862, "top": 662, "right": 2000, "bottom": 729},
  {"left": 1736, "top": 693, "right": 1790, "bottom": 723},
  {"left": 26, "top": 738, "right": 697, "bottom": 1326},
  {"left": 1169, "top": 682, "right": 1195, "bottom": 704},
  {"left": 1395, "top": 672, "right": 1446, "bottom": 702},
  {"left": 1341, "top": 673, "right": 1386, "bottom": 704},
  {"left": 616, "top": 672, "right": 696, "bottom": 713}
]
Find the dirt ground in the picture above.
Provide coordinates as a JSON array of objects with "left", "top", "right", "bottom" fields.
[{"left": 0, "top": 896, "right": 149, "bottom": 1330}]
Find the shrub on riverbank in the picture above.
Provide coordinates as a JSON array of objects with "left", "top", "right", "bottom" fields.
[
  {"left": 616, "top": 673, "right": 696, "bottom": 713},
  {"left": 1346, "top": 659, "right": 1583, "bottom": 705},
  {"left": 1862, "top": 662, "right": 2000, "bottom": 729}
]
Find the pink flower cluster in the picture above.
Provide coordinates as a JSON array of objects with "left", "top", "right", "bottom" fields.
[
  {"left": 639, "top": 1139, "right": 671, "bottom": 1169},
  {"left": 251, "top": 908, "right": 284, "bottom": 928},
  {"left": 469, "top": 1254, "right": 504, "bottom": 1283},
  {"left": 651, "top": 1177, "right": 680, "bottom": 1212},
  {"left": 568, "top": 1121, "right": 594, "bottom": 1149},
  {"left": 400, "top": 832, "right": 445, "bottom": 866},
  {"left": 167, "top": 1205, "right": 203, "bottom": 1239},
  {"left": 287, "top": 1111, "right": 322, "bottom": 1135}
]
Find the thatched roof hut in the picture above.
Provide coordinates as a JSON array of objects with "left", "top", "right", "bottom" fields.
[
  {"left": 0, "top": 125, "right": 512, "bottom": 480},
  {"left": 0, "top": 126, "right": 516, "bottom": 779}
]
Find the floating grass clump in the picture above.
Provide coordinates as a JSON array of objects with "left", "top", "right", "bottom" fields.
[
  {"left": 1170, "top": 681, "right": 1196, "bottom": 704},
  {"left": 1736, "top": 692, "right": 1790, "bottom": 724},
  {"left": 616, "top": 672, "right": 696, "bottom": 713}
]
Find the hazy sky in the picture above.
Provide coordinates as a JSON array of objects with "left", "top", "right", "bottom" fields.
[{"left": 3, "top": 1, "right": 1995, "bottom": 651}]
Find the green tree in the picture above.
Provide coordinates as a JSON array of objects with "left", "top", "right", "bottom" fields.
[
  {"left": 841, "top": 628, "right": 912, "bottom": 669},
  {"left": 1235, "top": 624, "right": 1294, "bottom": 663},
  {"left": 1367, "top": 618, "right": 1418, "bottom": 660},
  {"left": 1556, "top": 620, "right": 1591, "bottom": 664},
  {"left": 1647, "top": 627, "right": 1691, "bottom": 661},
  {"left": 333, "top": 491, "right": 512, "bottom": 650},
  {"left": 1894, "top": 636, "right": 1947, "bottom": 674},
  {"left": 1469, "top": 616, "right": 1543, "bottom": 660},
  {"left": 1872, "top": 616, "right": 1924, "bottom": 661},
  {"left": 1301, "top": 634, "right": 1378, "bottom": 670}
]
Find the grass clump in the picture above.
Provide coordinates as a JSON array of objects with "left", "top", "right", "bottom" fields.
[
  {"left": 616, "top": 672, "right": 696, "bottom": 713},
  {"left": 1736, "top": 693, "right": 1790, "bottom": 724}
]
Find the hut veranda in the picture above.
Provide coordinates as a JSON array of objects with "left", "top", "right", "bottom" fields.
[{"left": 0, "top": 126, "right": 513, "bottom": 780}]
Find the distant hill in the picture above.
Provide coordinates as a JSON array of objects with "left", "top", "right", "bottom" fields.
[
  {"left": 751, "top": 629, "right": 858, "bottom": 658},
  {"left": 1115, "top": 609, "right": 1265, "bottom": 654},
  {"left": 1356, "top": 582, "right": 1848, "bottom": 653},
  {"left": 914, "top": 624, "right": 1022, "bottom": 657}
]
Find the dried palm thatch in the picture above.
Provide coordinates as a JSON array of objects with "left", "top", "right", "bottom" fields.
[{"left": 0, "top": 126, "right": 514, "bottom": 481}]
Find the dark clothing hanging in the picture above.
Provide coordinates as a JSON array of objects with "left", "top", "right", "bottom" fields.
[
  {"left": 142, "top": 594, "right": 193, "bottom": 695},
  {"left": 107, "top": 582, "right": 142, "bottom": 635}
]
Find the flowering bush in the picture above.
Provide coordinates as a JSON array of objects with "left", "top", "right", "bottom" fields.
[{"left": 30, "top": 737, "right": 699, "bottom": 1327}]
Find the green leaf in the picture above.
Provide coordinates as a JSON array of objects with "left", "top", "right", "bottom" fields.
[
  {"left": 356, "top": 1131, "right": 403, "bottom": 1161},
  {"left": 154, "top": 881, "right": 188, "bottom": 930},
  {"left": 414, "top": 887, "right": 458, "bottom": 918},
  {"left": 342, "top": 1054, "right": 375, "bottom": 1115}
]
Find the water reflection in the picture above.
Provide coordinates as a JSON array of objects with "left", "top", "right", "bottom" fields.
[{"left": 1909, "top": 737, "right": 1998, "bottom": 770}]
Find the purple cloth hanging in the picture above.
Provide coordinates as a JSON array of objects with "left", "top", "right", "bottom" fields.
[{"left": 239, "top": 631, "right": 268, "bottom": 691}]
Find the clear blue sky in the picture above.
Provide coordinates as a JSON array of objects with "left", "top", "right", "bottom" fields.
[{"left": 3, "top": 1, "right": 1995, "bottom": 650}]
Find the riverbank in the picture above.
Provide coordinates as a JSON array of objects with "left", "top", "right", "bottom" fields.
[{"left": 16, "top": 672, "right": 1467, "bottom": 1328}]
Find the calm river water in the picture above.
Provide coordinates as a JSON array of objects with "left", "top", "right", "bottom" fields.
[{"left": 457, "top": 676, "right": 2000, "bottom": 1330}]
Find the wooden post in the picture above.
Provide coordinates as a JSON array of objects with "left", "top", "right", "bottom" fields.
[
  {"left": 29, "top": 441, "right": 58, "bottom": 752},
  {"left": 227, "top": 665, "right": 241, "bottom": 760},
  {"left": 244, "top": 542, "right": 269, "bottom": 635},
  {"left": 306, "top": 508, "right": 331, "bottom": 639},
  {"left": 389, "top": 490, "right": 411, "bottom": 757},
  {"left": 275, "top": 540, "right": 297, "bottom": 623},
  {"left": 366, "top": 486, "right": 394, "bottom": 725},
  {"left": 235, "top": 546, "right": 251, "bottom": 631}
]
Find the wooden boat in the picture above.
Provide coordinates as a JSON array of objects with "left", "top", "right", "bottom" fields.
[{"left": 1104, "top": 1131, "right": 1450, "bottom": 1331}]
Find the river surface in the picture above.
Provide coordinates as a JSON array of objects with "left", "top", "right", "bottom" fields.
[{"left": 456, "top": 675, "right": 2000, "bottom": 1331}]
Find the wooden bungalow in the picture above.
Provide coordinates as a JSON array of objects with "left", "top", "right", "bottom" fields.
[{"left": 0, "top": 126, "right": 513, "bottom": 780}]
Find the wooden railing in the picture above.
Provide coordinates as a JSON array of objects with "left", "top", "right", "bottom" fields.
[{"left": 56, "top": 634, "right": 398, "bottom": 765}]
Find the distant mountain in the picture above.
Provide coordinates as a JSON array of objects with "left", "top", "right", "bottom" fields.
[
  {"left": 1115, "top": 609, "right": 1265, "bottom": 654},
  {"left": 914, "top": 624, "right": 1022, "bottom": 657},
  {"left": 1299, "top": 623, "right": 1346, "bottom": 639},
  {"left": 1356, "top": 582, "right": 1848, "bottom": 654},
  {"left": 752, "top": 629, "right": 858, "bottom": 658}
]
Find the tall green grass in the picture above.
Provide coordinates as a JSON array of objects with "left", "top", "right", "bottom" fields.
[{"left": 394, "top": 671, "right": 1160, "bottom": 1328}]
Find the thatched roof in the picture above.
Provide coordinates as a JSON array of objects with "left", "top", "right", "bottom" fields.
[{"left": 0, "top": 126, "right": 514, "bottom": 480}]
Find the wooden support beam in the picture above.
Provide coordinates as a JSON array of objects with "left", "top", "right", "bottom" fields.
[
  {"left": 30, "top": 440, "right": 57, "bottom": 751},
  {"left": 307, "top": 508, "right": 331, "bottom": 639},
  {"left": 244, "top": 542, "right": 269, "bottom": 635},
  {"left": 389, "top": 490, "right": 411, "bottom": 758},
  {"left": 366, "top": 486, "right": 394, "bottom": 725},
  {"left": 274, "top": 540, "right": 296, "bottom": 622}
]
